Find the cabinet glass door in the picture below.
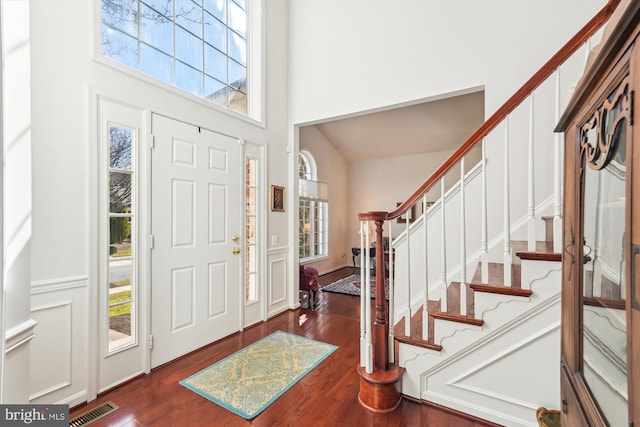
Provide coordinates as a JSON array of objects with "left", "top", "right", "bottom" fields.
[{"left": 580, "top": 75, "right": 630, "bottom": 426}]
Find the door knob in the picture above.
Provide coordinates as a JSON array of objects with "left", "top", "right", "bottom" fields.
[{"left": 232, "top": 247, "right": 241, "bottom": 255}]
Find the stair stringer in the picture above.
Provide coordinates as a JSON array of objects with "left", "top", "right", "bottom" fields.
[
  {"left": 398, "top": 267, "right": 562, "bottom": 426},
  {"left": 432, "top": 260, "right": 561, "bottom": 345}
]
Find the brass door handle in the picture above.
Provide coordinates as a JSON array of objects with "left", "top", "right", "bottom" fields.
[
  {"left": 232, "top": 247, "right": 241, "bottom": 255},
  {"left": 232, "top": 234, "right": 239, "bottom": 242}
]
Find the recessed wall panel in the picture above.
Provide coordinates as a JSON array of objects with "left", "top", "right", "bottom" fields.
[
  {"left": 172, "top": 138, "right": 195, "bottom": 166},
  {"left": 269, "top": 258, "right": 287, "bottom": 305},
  {"left": 30, "top": 302, "right": 72, "bottom": 397},
  {"left": 172, "top": 266, "right": 195, "bottom": 330},
  {"left": 172, "top": 179, "right": 195, "bottom": 247},
  {"left": 208, "top": 262, "right": 227, "bottom": 318},
  {"left": 209, "top": 147, "right": 227, "bottom": 171},
  {"left": 209, "top": 184, "right": 226, "bottom": 244}
]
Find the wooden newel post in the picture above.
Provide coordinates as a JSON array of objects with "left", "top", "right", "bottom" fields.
[
  {"left": 373, "top": 219, "right": 389, "bottom": 371},
  {"left": 357, "top": 212, "right": 404, "bottom": 413}
]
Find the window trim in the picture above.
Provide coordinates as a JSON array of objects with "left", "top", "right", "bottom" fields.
[{"left": 92, "top": 0, "right": 264, "bottom": 126}]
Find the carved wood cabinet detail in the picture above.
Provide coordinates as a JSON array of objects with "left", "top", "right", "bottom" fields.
[{"left": 556, "top": 3, "right": 640, "bottom": 425}]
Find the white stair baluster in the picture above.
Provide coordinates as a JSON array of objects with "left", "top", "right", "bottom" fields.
[
  {"left": 554, "top": 69, "right": 563, "bottom": 253},
  {"left": 440, "top": 178, "right": 448, "bottom": 312},
  {"left": 359, "top": 221, "right": 366, "bottom": 367},
  {"left": 527, "top": 93, "right": 536, "bottom": 252},
  {"left": 481, "top": 138, "right": 489, "bottom": 283},
  {"left": 504, "top": 117, "right": 512, "bottom": 287},
  {"left": 365, "top": 221, "right": 373, "bottom": 373},
  {"left": 460, "top": 158, "right": 467, "bottom": 316},
  {"left": 404, "top": 207, "right": 411, "bottom": 336},
  {"left": 422, "top": 194, "right": 429, "bottom": 340}
]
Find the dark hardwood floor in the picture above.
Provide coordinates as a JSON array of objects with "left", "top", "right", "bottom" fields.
[{"left": 70, "top": 267, "right": 500, "bottom": 426}]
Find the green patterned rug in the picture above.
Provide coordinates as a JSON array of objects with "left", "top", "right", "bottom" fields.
[{"left": 179, "top": 330, "right": 338, "bottom": 419}]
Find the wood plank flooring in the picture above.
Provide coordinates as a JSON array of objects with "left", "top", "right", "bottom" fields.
[{"left": 71, "top": 267, "right": 500, "bottom": 427}]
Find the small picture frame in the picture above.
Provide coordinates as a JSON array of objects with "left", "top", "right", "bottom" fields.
[{"left": 271, "top": 185, "right": 285, "bottom": 212}]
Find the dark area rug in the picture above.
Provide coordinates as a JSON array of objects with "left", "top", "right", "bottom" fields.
[{"left": 321, "top": 274, "right": 389, "bottom": 300}]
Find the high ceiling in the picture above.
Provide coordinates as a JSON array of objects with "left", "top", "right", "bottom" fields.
[{"left": 310, "top": 91, "right": 485, "bottom": 162}]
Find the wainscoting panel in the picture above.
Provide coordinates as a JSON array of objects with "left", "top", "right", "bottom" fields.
[
  {"left": 267, "top": 247, "right": 288, "bottom": 316},
  {"left": 30, "top": 276, "right": 88, "bottom": 406},
  {"left": 29, "top": 301, "right": 72, "bottom": 400}
]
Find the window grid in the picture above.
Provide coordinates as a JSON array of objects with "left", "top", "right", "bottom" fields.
[
  {"left": 298, "top": 151, "right": 327, "bottom": 261},
  {"left": 245, "top": 157, "right": 258, "bottom": 304},
  {"left": 108, "top": 124, "right": 136, "bottom": 352},
  {"left": 101, "top": 0, "right": 247, "bottom": 114}
]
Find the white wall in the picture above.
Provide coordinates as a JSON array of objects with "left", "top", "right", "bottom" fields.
[
  {"left": 299, "top": 125, "right": 349, "bottom": 274},
  {"left": 2, "top": 0, "right": 34, "bottom": 404},
  {"left": 20, "top": 0, "right": 290, "bottom": 405},
  {"left": 290, "top": 0, "right": 605, "bottom": 127}
]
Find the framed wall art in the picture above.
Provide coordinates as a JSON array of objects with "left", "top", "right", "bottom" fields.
[{"left": 271, "top": 185, "right": 285, "bottom": 212}]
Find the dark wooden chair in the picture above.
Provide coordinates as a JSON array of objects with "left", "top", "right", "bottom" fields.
[{"left": 299, "top": 265, "right": 320, "bottom": 309}]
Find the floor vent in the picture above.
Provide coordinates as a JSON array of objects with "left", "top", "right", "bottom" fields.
[{"left": 69, "top": 401, "right": 119, "bottom": 427}]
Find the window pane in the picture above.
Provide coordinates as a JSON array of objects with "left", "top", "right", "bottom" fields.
[
  {"left": 141, "top": 44, "right": 174, "bottom": 84},
  {"left": 110, "top": 173, "right": 132, "bottom": 212},
  {"left": 143, "top": 0, "right": 173, "bottom": 15},
  {"left": 176, "top": 61, "right": 203, "bottom": 96},
  {"left": 109, "top": 258, "right": 133, "bottom": 286},
  {"left": 246, "top": 158, "right": 256, "bottom": 186},
  {"left": 246, "top": 216, "right": 255, "bottom": 244},
  {"left": 228, "top": 31, "right": 246, "bottom": 66},
  {"left": 102, "top": 24, "right": 139, "bottom": 69},
  {"left": 204, "top": 12, "right": 226, "bottom": 53},
  {"left": 246, "top": 188, "right": 256, "bottom": 215},
  {"left": 109, "top": 127, "right": 132, "bottom": 170},
  {"left": 204, "top": 0, "right": 225, "bottom": 22},
  {"left": 109, "top": 301, "right": 133, "bottom": 350},
  {"left": 228, "top": 59, "right": 245, "bottom": 88},
  {"left": 228, "top": 87, "right": 247, "bottom": 114},
  {"left": 110, "top": 217, "right": 132, "bottom": 253},
  {"left": 228, "top": 0, "right": 246, "bottom": 38},
  {"left": 246, "top": 272, "right": 256, "bottom": 302},
  {"left": 175, "top": 0, "right": 202, "bottom": 37},
  {"left": 246, "top": 244, "right": 255, "bottom": 272},
  {"left": 140, "top": 3, "right": 173, "bottom": 54},
  {"left": 204, "top": 75, "right": 226, "bottom": 105},
  {"left": 102, "top": 0, "right": 138, "bottom": 36},
  {"left": 204, "top": 43, "right": 226, "bottom": 81},
  {"left": 176, "top": 26, "right": 203, "bottom": 70}
]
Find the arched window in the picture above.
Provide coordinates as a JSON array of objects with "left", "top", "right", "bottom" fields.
[{"left": 299, "top": 151, "right": 328, "bottom": 260}]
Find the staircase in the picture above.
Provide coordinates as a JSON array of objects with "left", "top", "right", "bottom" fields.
[{"left": 355, "top": 1, "right": 623, "bottom": 426}]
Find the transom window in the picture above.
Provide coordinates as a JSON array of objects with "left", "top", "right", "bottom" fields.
[
  {"left": 299, "top": 151, "right": 328, "bottom": 261},
  {"left": 100, "top": 0, "right": 252, "bottom": 116}
]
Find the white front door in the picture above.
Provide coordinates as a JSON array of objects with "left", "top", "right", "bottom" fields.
[{"left": 151, "top": 114, "right": 242, "bottom": 368}]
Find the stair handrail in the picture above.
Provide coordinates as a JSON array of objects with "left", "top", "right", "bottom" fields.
[{"left": 373, "top": 0, "right": 622, "bottom": 222}]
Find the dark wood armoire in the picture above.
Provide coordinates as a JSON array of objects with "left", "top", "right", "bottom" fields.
[{"left": 556, "top": 1, "right": 640, "bottom": 425}]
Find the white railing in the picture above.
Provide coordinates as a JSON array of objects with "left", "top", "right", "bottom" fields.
[{"left": 357, "top": 0, "right": 619, "bottom": 371}]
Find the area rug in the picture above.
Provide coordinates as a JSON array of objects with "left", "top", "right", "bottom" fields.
[
  {"left": 179, "top": 330, "right": 337, "bottom": 419},
  {"left": 321, "top": 274, "right": 389, "bottom": 300}
]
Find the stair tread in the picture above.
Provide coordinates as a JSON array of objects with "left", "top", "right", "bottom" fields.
[
  {"left": 469, "top": 282, "right": 532, "bottom": 297},
  {"left": 429, "top": 310, "right": 484, "bottom": 326},
  {"left": 512, "top": 240, "right": 560, "bottom": 261},
  {"left": 471, "top": 262, "right": 522, "bottom": 288},
  {"left": 394, "top": 330, "right": 443, "bottom": 351}
]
